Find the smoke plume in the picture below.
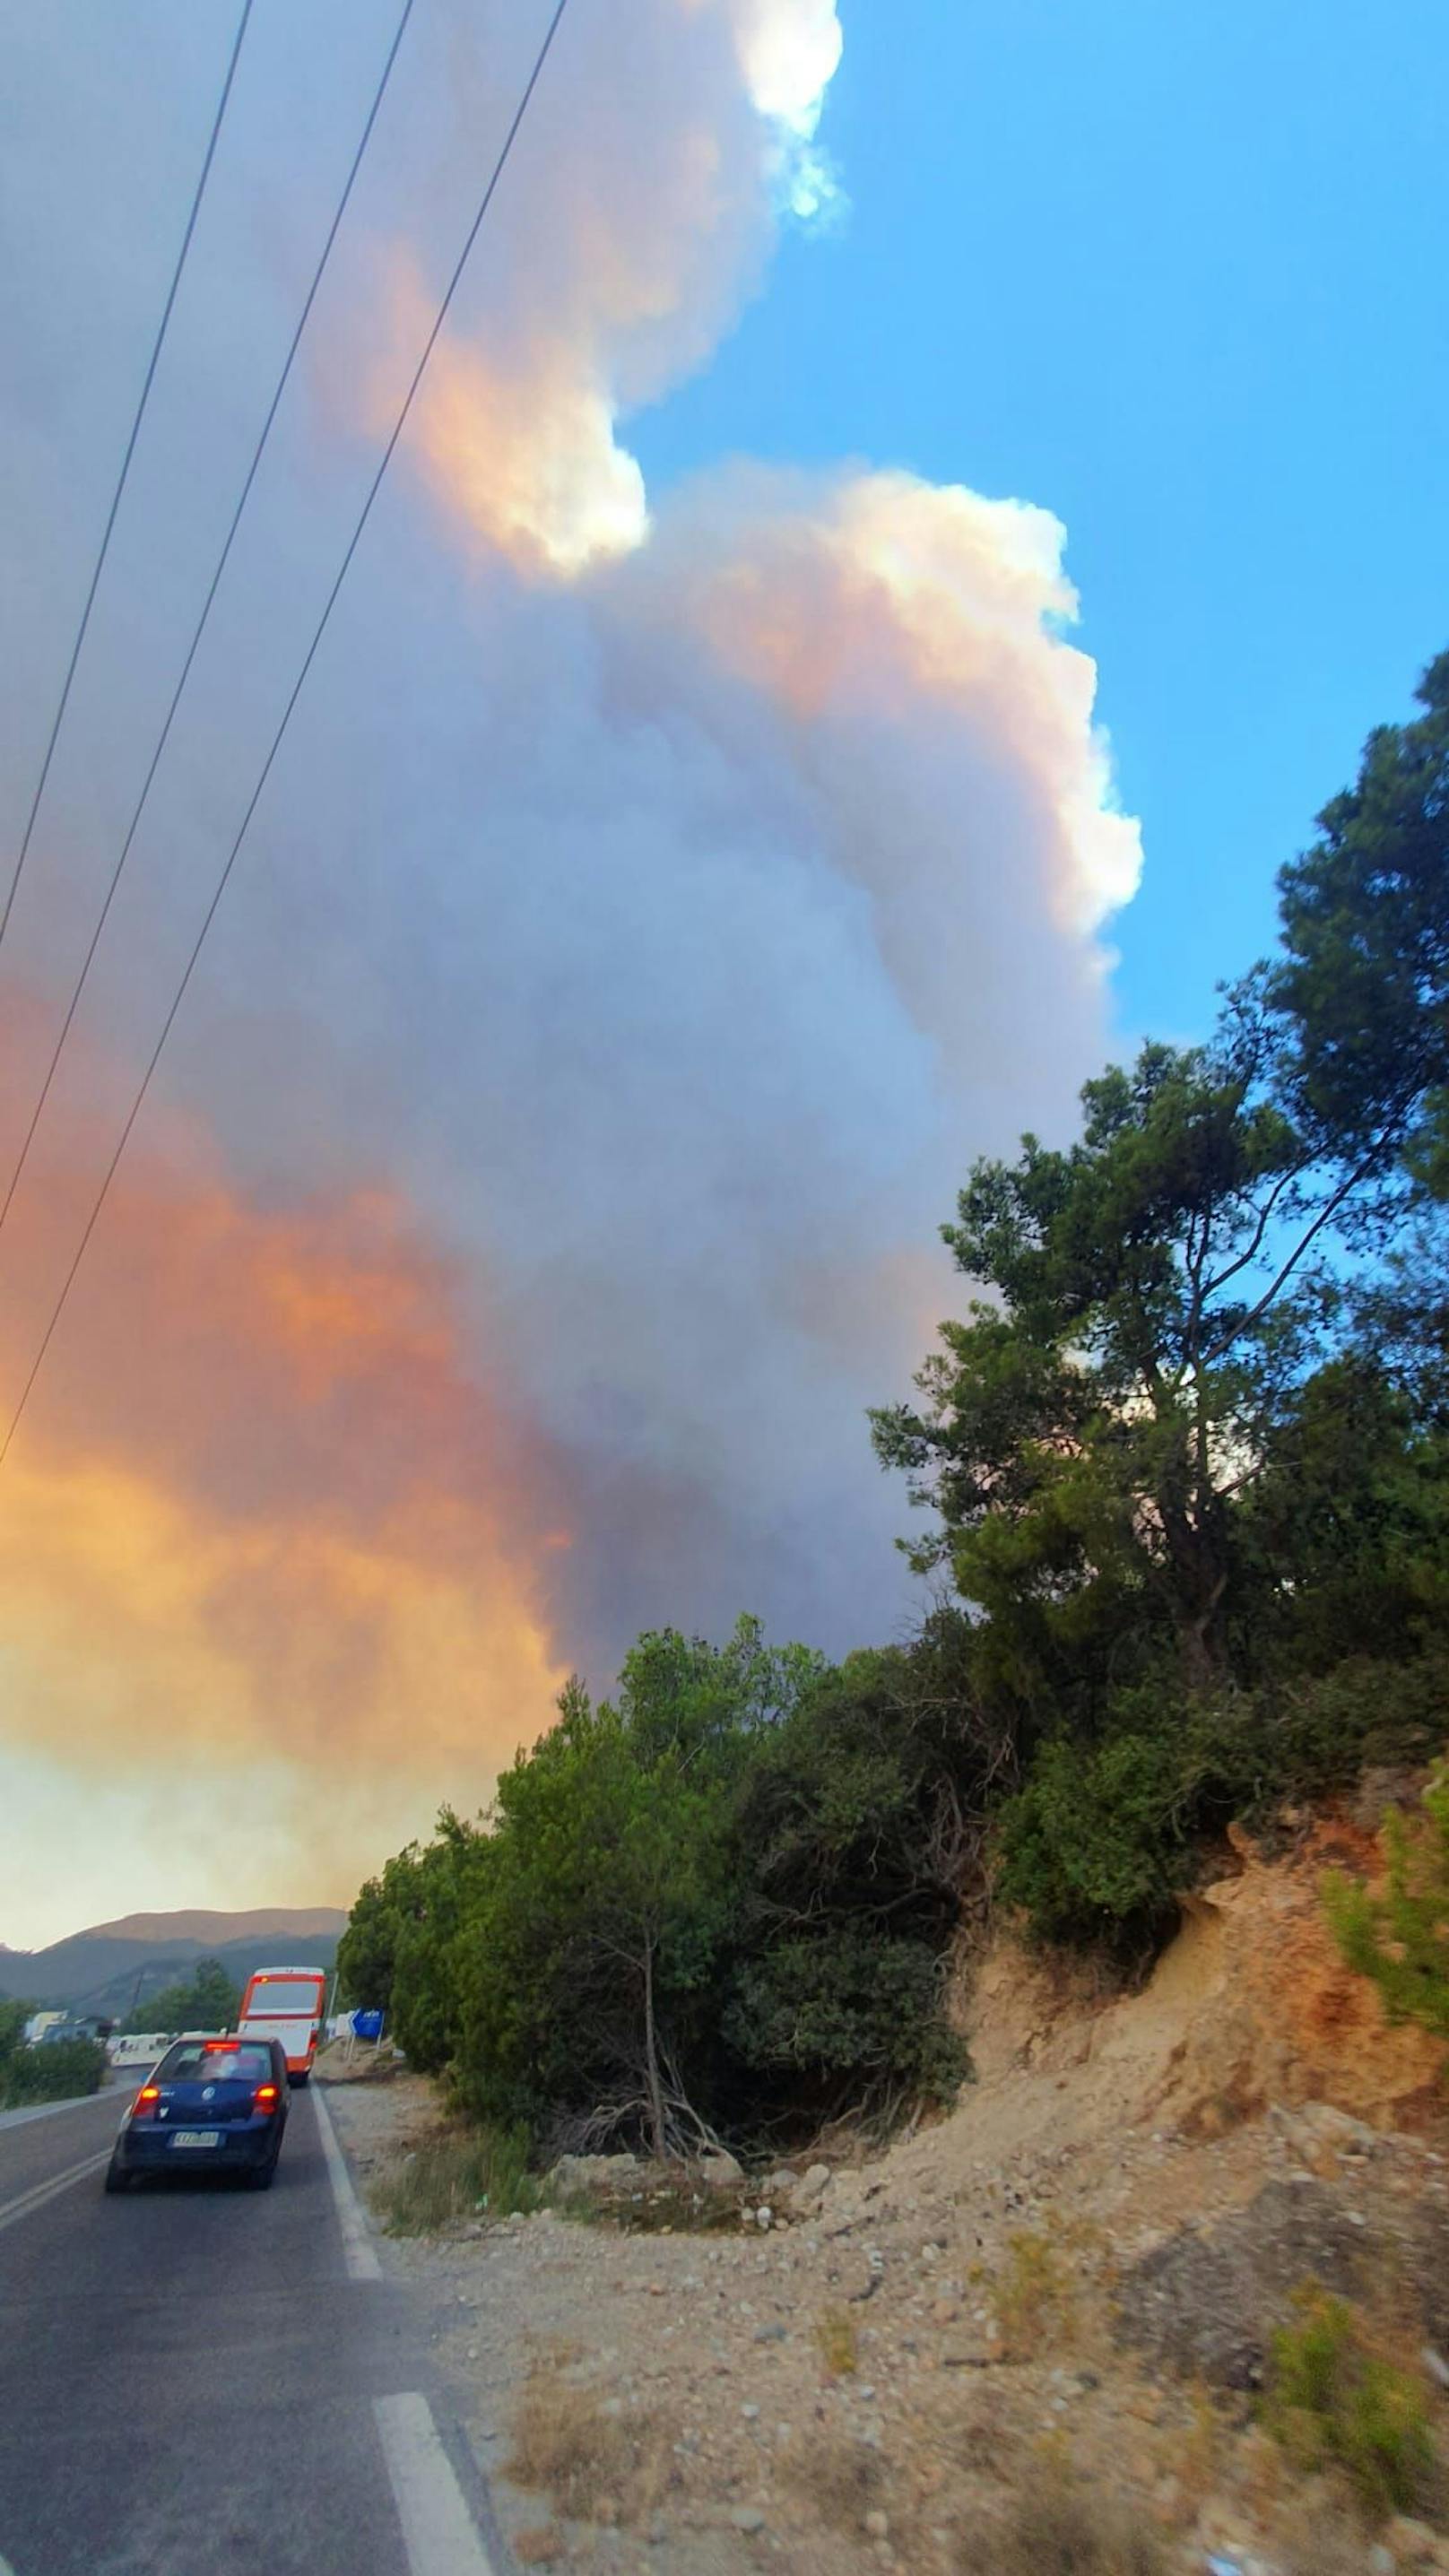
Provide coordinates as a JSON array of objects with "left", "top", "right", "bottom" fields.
[{"left": 0, "top": 0, "right": 1141, "bottom": 1940}]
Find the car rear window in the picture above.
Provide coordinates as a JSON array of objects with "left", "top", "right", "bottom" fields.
[
  {"left": 245, "top": 1983, "right": 319, "bottom": 2018},
  {"left": 157, "top": 2043, "right": 275, "bottom": 2085}
]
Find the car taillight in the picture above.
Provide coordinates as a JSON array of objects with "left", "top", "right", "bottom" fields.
[
  {"left": 254, "top": 2085, "right": 279, "bottom": 2113},
  {"left": 134, "top": 2086, "right": 160, "bottom": 2115}
]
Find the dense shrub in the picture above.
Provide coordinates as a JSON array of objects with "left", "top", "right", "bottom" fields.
[
  {"left": 996, "top": 1663, "right": 1449, "bottom": 1952},
  {"left": 343, "top": 1619, "right": 977, "bottom": 2152},
  {"left": 724, "top": 1932, "right": 967, "bottom": 2102},
  {"left": 0, "top": 2037, "right": 107, "bottom": 2107}
]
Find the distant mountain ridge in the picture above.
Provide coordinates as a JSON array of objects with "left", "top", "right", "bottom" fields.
[
  {"left": 78, "top": 1908, "right": 346, "bottom": 1947},
  {"left": 0, "top": 1905, "right": 347, "bottom": 2018}
]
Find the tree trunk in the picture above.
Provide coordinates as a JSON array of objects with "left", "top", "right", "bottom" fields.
[{"left": 640, "top": 1936, "right": 666, "bottom": 2161}]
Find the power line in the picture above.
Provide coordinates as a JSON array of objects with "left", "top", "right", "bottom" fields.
[
  {"left": 0, "top": 0, "right": 573, "bottom": 1470},
  {"left": 0, "top": 0, "right": 417, "bottom": 1248},
  {"left": 0, "top": 0, "right": 255, "bottom": 954}
]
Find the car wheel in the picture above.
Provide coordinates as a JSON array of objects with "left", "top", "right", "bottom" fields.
[
  {"left": 247, "top": 2154, "right": 278, "bottom": 2191},
  {"left": 103, "top": 2155, "right": 134, "bottom": 2195},
  {"left": 290, "top": 2072, "right": 309, "bottom": 2088}
]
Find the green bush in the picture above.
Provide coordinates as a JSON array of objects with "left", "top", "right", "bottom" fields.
[
  {"left": 369, "top": 2124, "right": 539, "bottom": 2234},
  {"left": 0, "top": 2037, "right": 107, "bottom": 2107},
  {"left": 1324, "top": 1763, "right": 1449, "bottom": 2049},
  {"left": 996, "top": 1662, "right": 1449, "bottom": 1952},
  {"left": 993, "top": 1685, "right": 1270, "bottom": 1947},
  {"left": 724, "top": 1931, "right": 967, "bottom": 2103},
  {"left": 1262, "top": 2286, "right": 1436, "bottom": 2518}
]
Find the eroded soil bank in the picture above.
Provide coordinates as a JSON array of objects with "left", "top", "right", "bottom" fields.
[{"left": 323, "top": 1821, "right": 1449, "bottom": 2576}]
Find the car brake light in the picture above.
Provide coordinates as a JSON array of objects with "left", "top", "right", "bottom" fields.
[
  {"left": 254, "top": 2085, "right": 279, "bottom": 2112},
  {"left": 134, "top": 2085, "right": 160, "bottom": 2111}
]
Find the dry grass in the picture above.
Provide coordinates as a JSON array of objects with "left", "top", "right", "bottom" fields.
[
  {"left": 980, "top": 2474, "right": 1167, "bottom": 2575},
  {"left": 930, "top": 2382, "right": 1027, "bottom": 2483},
  {"left": 813, "top": 2303, "right": 859, "bottom": 2377},
  {"left": 1280, "top": 2516, "right": 1388, "bottom": 2576},
  {"left": 783, "top": 2428, "right": 888, "bottom": 2534},
  {"left": 994, "top": 2226, "right": 1077, "bottom": 2360},
  {"left": 511, "top": 2528, "right": 566, "bottom": 2567},
  {"left": 506, "top": 2367, "right": 680, "bottom": 2527},
  {"left": 1173, "top": 2383, "right": 1227, "bottom": 2526},
  {"left": 369, "top": 2123, "right": 540, "bottom": 2234}
]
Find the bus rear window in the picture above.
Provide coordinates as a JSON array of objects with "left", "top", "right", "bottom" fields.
[
  {"left": 246, "top": 1983, "right": 319, "bottom": 2018},
  {"left": 160, "top": 2043, "right": 274, "bottom": 2085}
]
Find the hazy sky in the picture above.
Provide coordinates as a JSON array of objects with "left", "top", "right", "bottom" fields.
[{"left": 0, "top": 0, "right": 1443, "bottom": 1948}]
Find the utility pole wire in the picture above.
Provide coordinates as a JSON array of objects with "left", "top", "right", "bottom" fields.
[
  {"left": 0, "top": 0, "right": 417, "bottom": 1248},
  {"left": 0, "top": 0, "right": 255, "bottom": 953},
  {"left": 0, "top": 0, "right": 573, "bottom": 1470}
]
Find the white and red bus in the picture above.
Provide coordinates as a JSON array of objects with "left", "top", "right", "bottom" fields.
[{"left": 237, "top": 1965, "right": 328, "bottom": 2084}]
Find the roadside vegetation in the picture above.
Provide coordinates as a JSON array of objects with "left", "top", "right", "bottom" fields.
[
  {"left": 341, "top": 651, "right": 1449, "bottom": 2155},
  {"left": 1325, "top": 1764, "right": 1449, "bottom": 2051},
  {"left": 0, "top": 2003, "right": 106, "bottom": 2109},
  {"left": 369, "top": 2124, "right": 541, "bottom": 2234},
  {"left": 1263, "top": 2287, "right": 1437, "bottom": 2519}
]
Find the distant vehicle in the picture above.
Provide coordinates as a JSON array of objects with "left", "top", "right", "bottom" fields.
[
  {"left": 237, "top": 1965, "right": 328, "bottom": 2084},
  {"left": 104, "top": 2037, "right": 290, "bottom": 2192},
  {"left": 108, "top": 2031, "right": 171, "bottom": 2069}
]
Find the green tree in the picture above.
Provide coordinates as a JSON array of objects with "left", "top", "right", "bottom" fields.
[
  {"left": 871, "top": 1037, "right": 1349, "bottom": 1691},
  {"left": 456, "top": 1670, "right": 738, "bottom": 2155},
  {"left": 122, "top": 1957, "right": 239, "bottom": 2034},
  {"left": 1272, "top": 652, "right": 1449, "bottom": 1182},
  {"left": 1239, "top": 1356, "right": 1449, "bottom": 1672}
]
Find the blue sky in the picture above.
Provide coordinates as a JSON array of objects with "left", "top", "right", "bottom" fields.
[{"left": 636, "top": 0, "right": 1449, "bottom": 1054}]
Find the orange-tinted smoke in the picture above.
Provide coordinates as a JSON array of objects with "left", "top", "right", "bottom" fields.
[{"left": 0, "top": 999, "right": 568, "bottom": 1803}]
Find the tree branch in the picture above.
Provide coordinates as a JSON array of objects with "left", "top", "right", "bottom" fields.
[
  {"left": 1199, "top": 1156, "right": 1313, "bottom": 1305},
  {"left": 1201, "top": 1141, "right": 1389, "bottom": 1366}
]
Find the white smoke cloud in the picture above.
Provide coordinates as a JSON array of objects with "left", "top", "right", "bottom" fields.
[{"left": 0, "top": 0, "right": 1142, "bottom": 1928}]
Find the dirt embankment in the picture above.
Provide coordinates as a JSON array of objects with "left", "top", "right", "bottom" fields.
[{"left": 325, "top": 1817, "right": 1449, "bottom": 2576}]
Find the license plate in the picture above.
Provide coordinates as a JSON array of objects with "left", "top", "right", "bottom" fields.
[{"left": 170, "top": 2130, "right": 222, "bottom": 2149}]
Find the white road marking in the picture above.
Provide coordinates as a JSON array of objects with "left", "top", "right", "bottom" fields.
[
  {"left": 0, "top": 2147, "right": 112, "bottom": 2235},
  {"left": 311, "top": 2082, "right": 382, "bottom": 2282},
  {"left": 375, "top": 2392, "right": 497, "bottom": 2576}
]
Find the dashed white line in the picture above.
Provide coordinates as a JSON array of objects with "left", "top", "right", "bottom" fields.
[
  {"left": 375, "top": 2392, "right": 497, "bottom": 2576},
  {"left": 0, "top": 2147, "right": 112, "bottom": 2236},
  {"left": 310, "top": 2081, "right": 382, "bottom": 2281}
]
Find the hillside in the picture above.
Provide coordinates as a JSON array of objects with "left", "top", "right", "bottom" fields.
[
  {"left": 326, "top": 1816, "right": 1449, "bottom": 2575},
  {"left": 0, "top": 1906, "right": 346, "bottom": 2018}
]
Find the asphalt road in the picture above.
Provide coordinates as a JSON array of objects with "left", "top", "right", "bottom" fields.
[{"left": 0, "top": 2081, "right": 505, "bottom": 2576}]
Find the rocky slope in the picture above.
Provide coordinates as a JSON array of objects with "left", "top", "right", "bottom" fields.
[{"left": 325, "top": 1813, "right": 1449, "bottom": 2575}]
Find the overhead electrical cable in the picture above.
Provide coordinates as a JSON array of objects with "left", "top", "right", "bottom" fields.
[
  {"left": 0, "top": 0, "right": 255, "bottom": 953},
  {"left": 0, "top": 0, "right": 573, "bottom": 1470},
  {"left": 0, "top": 0, "right": 417, "bottom": 1246}
]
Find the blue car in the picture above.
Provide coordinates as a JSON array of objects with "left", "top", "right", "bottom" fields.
[{"left": 105, "top": 2036, "right": 291, "bottom": 2192}]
